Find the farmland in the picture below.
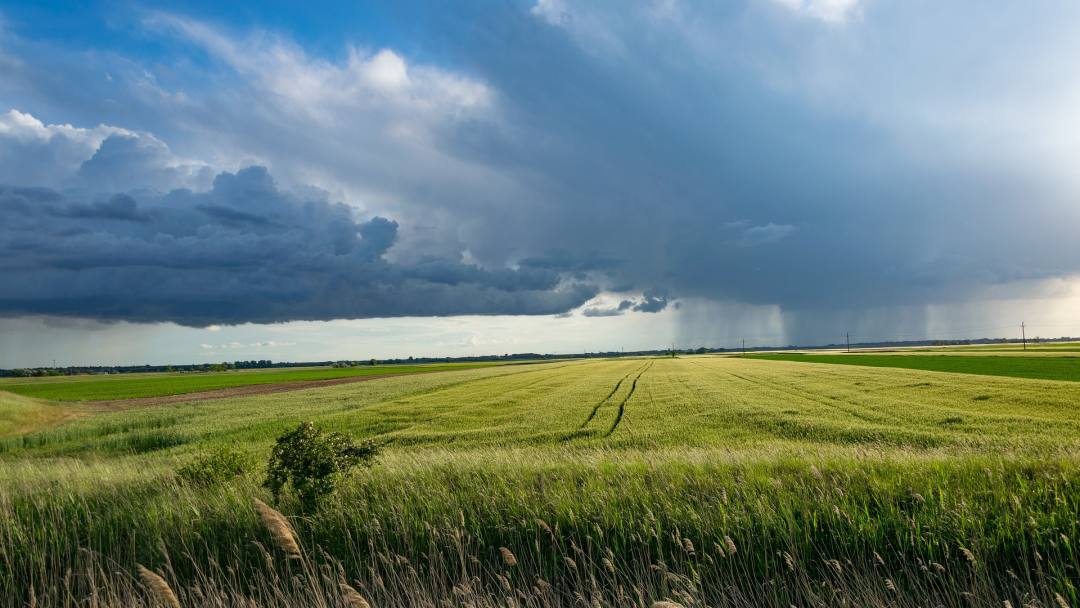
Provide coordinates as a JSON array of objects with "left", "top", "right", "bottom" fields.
[
  {"left": 0, "top": 361, "right": 506, "bottom": 401},
  {"left": 3, "top": 355, "right": 1080, "bottom": 606},
  {"left": 747, "top": 352, "right": 1080, "bottom": 382}
]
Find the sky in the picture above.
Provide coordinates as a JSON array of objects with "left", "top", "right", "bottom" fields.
[{"left": 2, "top": 0, "right": 1080, "bottom": 367}]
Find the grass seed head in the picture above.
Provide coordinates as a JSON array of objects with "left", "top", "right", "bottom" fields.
[
  {"left": 959, "top": 546, "right": 977, "bottom": 567},
  {"left": 500, "top": 547, "right": 518, "bottom": 567},
  {"left": 724, "top": 535, "right": 737, "bottom": 555},
  {"left": 339, "top": 582, "right": 372, "bottom": 608},
  {"left": 253, "top": 498, "right": 301, "bottom": 559},
  {"left": 136, "top": 564, "right": 181, "bottom": 608}
]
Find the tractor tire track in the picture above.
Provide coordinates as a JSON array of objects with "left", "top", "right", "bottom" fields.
[
  {"left": 578, "top": 362, "right": 649, "bottom": 429},
  {"left": 603, "top": 361, "right": 653, "bottom": 437}
]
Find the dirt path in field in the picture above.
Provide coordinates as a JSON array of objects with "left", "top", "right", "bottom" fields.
[
  {"left": 604, "top": 362, "right": 652, "bottom": 437},
  {"left": 81, "top": 373, "right": 427, "bottom": 411},
  {"left": 578, "top": 363, "right": 645, "bottom": 429}
]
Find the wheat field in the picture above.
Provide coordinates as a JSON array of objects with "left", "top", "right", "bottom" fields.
[{"left": 3, "top": 356, "right": 1079, "bottom": 606}]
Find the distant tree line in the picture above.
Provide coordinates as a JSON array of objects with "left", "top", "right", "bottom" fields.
[
  {"left": 1, "top": 360, "right": 276, "bottom": 378},
  {"left": 3, "top": 336, "right": 1077, "bottom": 377}
]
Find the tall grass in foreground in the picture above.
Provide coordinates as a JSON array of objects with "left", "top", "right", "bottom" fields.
[{"left": 2, "top": 449, "right": 1079, "bottom": 606}]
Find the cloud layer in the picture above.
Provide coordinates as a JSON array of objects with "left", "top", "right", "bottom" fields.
[
  {"left": 2, "top": 2, "right": 1080, "bottom": 342},
  {"left": 0, "top": 163, "right": 595, "bottom": 325}
]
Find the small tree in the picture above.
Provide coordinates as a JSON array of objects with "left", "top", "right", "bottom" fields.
[{"left": 263, "top": 422, "right": 377, "bottom": 511}]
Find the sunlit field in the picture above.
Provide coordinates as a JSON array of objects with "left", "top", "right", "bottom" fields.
[
  {"left": 0, "top": 361, "right": 508, "bottom": 401},
  {"left": 3, "top": 355, "right": 1080, "bottom": 607},
  {"left": 748, "top": 352, "right": 1080, "bottom": 382}
]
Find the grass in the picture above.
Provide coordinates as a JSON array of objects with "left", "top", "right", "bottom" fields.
[
  {"left": 747, "top": 352, "right": 1080, "bottom": 381},
  {"left": 3, "top": 356, "right": 1080, "bottom": 606},
  {"left": 0, "top": 362, "right": 506, "bottom": 401},
  {"left": 0, "top": 391, "right": 75, "bottom": 437}
]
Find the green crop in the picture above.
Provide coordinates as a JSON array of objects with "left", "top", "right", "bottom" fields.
[
  {"left": 0, "top": 362, "right": 506, "bottom": 401},
  {"left": 3, "top": 356, "right": 1079, "bottom": 606},
  {"left": 748, "top": 352, "right": 1080, "bottom": 381}
]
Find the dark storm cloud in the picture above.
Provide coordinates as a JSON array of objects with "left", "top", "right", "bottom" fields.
[
  {"left": 630, "top": 290, "right": 669, "bottom": 313},
  {"left": 4, "top": 3, "right": 1080, "bottom": 341},
  {"left": 56, "top": 194, "right": 151, "bottom": 222},
  {"left": 582, "top": 306, "right": 624, "bottom": 318},
  {"left": 0, "top": 167, "right": 597, "bottom": 325},
  {"left": 395, "top": 1, "right": 1080, "bottom": 340}
]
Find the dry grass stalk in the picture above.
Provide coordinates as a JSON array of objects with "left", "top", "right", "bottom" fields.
[
  {"left": 339, "top": 581, "right": 372, "bottom": 608},
  {"left": 652, "top": 601, "right": 685, "bottom": 608},
  {"left": 500, "top": 547, "right": 518, "bottom": 567},
  {"left": 959, "top": 546, "right": 977, "bottom": 567},
  {"left": 723, "top": 535, "right": 737, "bottom": 555},
  {"left": 783, "top": 551, "right": 795, "bottom": 572},
  {"left": 873, "top": 551, "right": 885, "bottom": 567},
  {"left": 136, "top": 564, "right": 181, "bottom": 608},
  {"left": 253, "top": 498, "right": 301, "bottom": 559}
]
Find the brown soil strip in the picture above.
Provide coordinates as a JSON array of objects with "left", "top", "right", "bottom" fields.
[{"left": 82, "top": 373, "right": 425, "bottom": 411}]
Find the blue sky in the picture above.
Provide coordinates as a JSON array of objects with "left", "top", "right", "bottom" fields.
[{"left": 2, "top": 0, "right": 1080, "bottom": 366}]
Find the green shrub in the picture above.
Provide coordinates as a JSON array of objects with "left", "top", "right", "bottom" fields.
[
  {"left": 263, "top": 422, "right": 377, "bottom": 511},
  {"left": 177, "top": 446, "right": 252, "bottom": 485}
]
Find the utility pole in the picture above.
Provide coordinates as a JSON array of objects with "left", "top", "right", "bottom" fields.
[
  {"left": 1021, "top": 321, "right": 1026, "bottom": 351},
  {"left": 846, "top": 332, "right": 850, "bottom": 353},
  {"left": 742, "top": 338, "right": 746, "bottom": 356}
]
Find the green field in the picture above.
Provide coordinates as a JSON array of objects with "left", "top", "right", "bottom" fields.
[
  {"left": 0, "top": 362, "right": 504, "bottom": 401},
  {"left": 3, "top": 356, "right": 1080, "bottom": 606},
  {"left": 930, "top": 341, "right": 1080, "bottom": 352},
  {"left": 748, "top": 352, "right": 1080, "bottom": 381}
]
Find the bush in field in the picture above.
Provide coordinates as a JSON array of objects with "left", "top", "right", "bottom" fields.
[
  {"left": 177, "top": 446, "right": 251, "bottom": 485},
  {"left": 264, "top": 422, "right": 377, "bottom": 511}
]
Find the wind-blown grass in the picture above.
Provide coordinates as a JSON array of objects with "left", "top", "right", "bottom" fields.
[{"left": 3, "top": 357, "right": 1080, "bottom": 606}]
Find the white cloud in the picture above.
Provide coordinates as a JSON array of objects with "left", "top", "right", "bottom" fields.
[
  {"left": 0, "top": 109, "right": 128, "bottom": 186},
  {"left": 144, "top": 13, "right": 491, "bottom": 124},
  {"left": 725, "top": 221, "right": 796, "bottom": 246},
  {"left": 132, "top": 12, "right": 514, "bottom": 265},
  {"left": 767, "top": 0, "right": 862, "bottom": 24},
  {"left": 737, "top": 222, "right": 796, "bottom": 246},
  {"left": 199, "top": 340, "right": 296, "bottom": 350},
  {"left": 531, "top": 0, "right": 572, "bottom": 27},
  {"left": 0, "top": 109, "right": 210, "bottom": 191}
]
